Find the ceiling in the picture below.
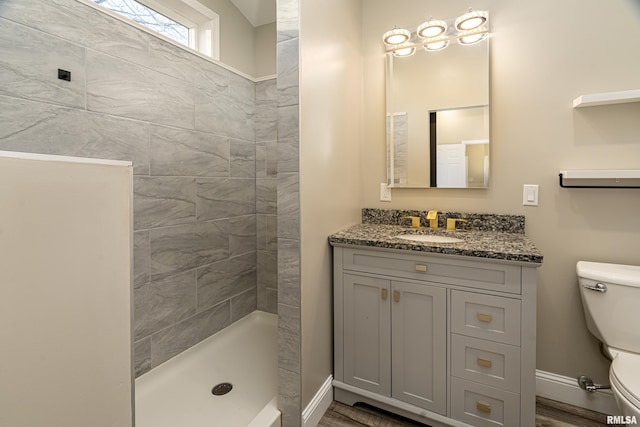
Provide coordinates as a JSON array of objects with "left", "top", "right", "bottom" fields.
[{"left": 229, "top": 0, "right": 276, "bottom": 27}]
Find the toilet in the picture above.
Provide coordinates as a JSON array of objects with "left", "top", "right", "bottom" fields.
[{"left": 577, "top": 261, "right": 640, "bottom": 418}]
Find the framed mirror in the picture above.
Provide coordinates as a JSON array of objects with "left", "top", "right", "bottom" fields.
[{"left": 386, "top": 25, "right": 489, "bottom": 188}]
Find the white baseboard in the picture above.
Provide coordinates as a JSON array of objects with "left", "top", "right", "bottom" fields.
[
  {"left": 536, "top": 369, "right": 618, "bottom": 415},
  {"left": 302, "top": 375, "right": 334, "bottom": 427}
]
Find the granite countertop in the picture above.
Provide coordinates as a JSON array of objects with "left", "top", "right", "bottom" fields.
[{"left": 329, "top": 223, "right": 543, "bottom": 265}]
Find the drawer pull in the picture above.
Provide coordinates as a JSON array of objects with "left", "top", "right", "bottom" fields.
[
  {"left": 381, "top": 288, "right": 388, "bottom": 301},
  {"left": 477, "top": 358, "right": 492, "bottom": 368},
  {"left": 476, "top": 402, "right": 492, "bottom": 414},
  {"left": 414, "top": 264, "right": 428, "bottom": 272},
  {"left": 477, "top": 313, "right": 492, "bottom": 323},
  {"left": 393, "top": 290, "right": 400, "bottom": 303}
]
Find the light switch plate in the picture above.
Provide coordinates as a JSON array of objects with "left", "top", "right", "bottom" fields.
[
  {"left": 380, "top": 183, "right": 392, "bottom": 202},
  {"left": 523, "top": 184, "right": 539, "bottom": 206}
]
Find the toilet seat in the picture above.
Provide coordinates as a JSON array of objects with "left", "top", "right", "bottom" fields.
[{"left": 610, "top": 351, "right": 640, "bottom": 408}]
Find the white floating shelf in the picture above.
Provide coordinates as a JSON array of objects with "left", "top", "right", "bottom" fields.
[
  {"left": 559, "top": 170, "right": 640, "bottom": 188},
  {"left": 573, "top": 89, "right": 640, "bottom": 108}
]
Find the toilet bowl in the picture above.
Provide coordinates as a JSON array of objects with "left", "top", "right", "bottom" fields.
[{"left": 577, "top": 261, "right": 640, "bottom": 418}]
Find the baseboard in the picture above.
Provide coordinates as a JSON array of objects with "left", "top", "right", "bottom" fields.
[
  {"left": 302, "top": 375, "right": 334, "bottom": 427},
  {"left": 536, "top": 369, "right": 618, "bottom": 415}
]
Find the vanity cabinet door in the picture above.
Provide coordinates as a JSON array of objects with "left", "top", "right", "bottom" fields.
[
  {"left": 391, "top": 281, "right": 447, "bottom": 414},
  {"left": 343, "top": 274, "right": 391, "bottom": 396}
]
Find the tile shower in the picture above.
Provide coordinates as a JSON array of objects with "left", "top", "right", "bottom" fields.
[{"left": 0, "top": 0, "right": 277, "bottom": 378}]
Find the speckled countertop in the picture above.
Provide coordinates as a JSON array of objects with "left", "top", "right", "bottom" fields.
[{"left": 329, "top": 211, "right": 543, "bottom": 265}]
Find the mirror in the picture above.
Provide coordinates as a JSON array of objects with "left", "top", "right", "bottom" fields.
[{"left": 386, "top": 32, "right": 489, "bottom": 188}]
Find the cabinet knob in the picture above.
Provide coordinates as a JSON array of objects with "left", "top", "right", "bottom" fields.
[
  {"left": 477, "top": 312, "right": 492, "bottom": 323},
  {"left": 381, "top": 288, "right": 388, "bottom": 301},
  {"left": 477, "top": 358, "right": 492, "bottom": 368},
  {"left": 393, "top": 290, "right": 400, "bottom": 303},
  {"left": 414, "top": 264, "right": 428, "bottom": 272},
  {"left": 476, "top": 402, "right": 492, "bottom": 414}
]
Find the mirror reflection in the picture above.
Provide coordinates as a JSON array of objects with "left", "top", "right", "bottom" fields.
[{"left": 386, "top": 22, "right": 489, "bottom": 188}]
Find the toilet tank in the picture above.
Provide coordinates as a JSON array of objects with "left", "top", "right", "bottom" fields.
[{"left": 577, "top": 261, "right": 640, "bottom": 353}]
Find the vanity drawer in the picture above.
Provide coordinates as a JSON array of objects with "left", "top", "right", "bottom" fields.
[
  {"left": 450, "top": 377, "right": 520, "bottom": 427},
  {"left": 342, "top": 248, "right": 522, "bottom": 294},
  {"left": 451, "top": 290, "right": 521, "bottom": 345},
  {"left": 451, "top": 334, "right": 521, "bottom": 393}
]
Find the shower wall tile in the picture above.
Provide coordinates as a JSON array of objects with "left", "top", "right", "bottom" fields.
[
  {"left": 195, "top": 89, "right": 255, "bottom": 141},
  {"left": 133, "top": 270, "right": 196, "bottom": 340},
  {"left": 0, "top": 0, "right": 153, "bottom": 69},
  {"left": 276, "top": 0, "right": 300, "bottom": 42},
  {"left": 133, "top": 231, "right": 150, "bottom": 286},
  {"left": 86, "top": 50, "right": 195, "bottom": 129},
  {"left": 230, "top": 139, "right": 256, "bottom": 178},
  {"left": 256, "top": 80, "right": 278, "bottom": 141},
  {"left": 150, "top": 220, "right": 229, "bottom": 281},
  {"left": 134, "top": 177, "right": 197, "bottom": 230},
  {"left": 197, "top": 178, "right": 256, "bottom": 222},
  {"left": 258, "top": 251, "right": 278, "bottom": 290},
  {"left": 0, "top": 18, "right": 86, "bottom": 108},
  {"left": 278, "top": 238, "right": 301, "bottom": 307},
  {"left": 230, "top": 215, "right": 257, "bottom": 257},
  {"left": 229, "top": 73, "right": 256, "bottom": 106},
  {"left": 150, "top": 126, "right": 229, "bottom": 177},
  {"left": 277, "top": 38, "right": 300, "bottom": 108},
  {"left": 256, "top": 142, "right": 267, "bottom": 178},
  {"left": 278, "top": 367, "right": 301, "bottom": 427},
  {"left": 278, "top": 303, "right": 301, "bottom": 374},
  {"left": 134, "top": 337, "right": 151, "bottom": 377},
  {"left": 266, "top": 215, "right": 278, "bottom": 251},
  {"left": 196, "top": 252, "right": 257, "bottom": 312},
  {"left": 258, "top": 285, "right": 278, "bottom": 314},
  {"left": 0, "top": 96, "right": 150, "bottom": 175},
  {"left": 256, "top": 178, "right": 277, "bottom": 214},
  {"left": 278, "top": 173, "right": 300, "bottom": 240},
  {"left": 150, "top": 300, "right": 231, "bottom": 367},
  {"left": 231, "top": 288, "right": 258, "bottom": 322}
]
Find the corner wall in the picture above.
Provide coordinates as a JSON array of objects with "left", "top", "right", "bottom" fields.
[{"left": 362, "top": 0, "right": 640, "bottom": 385}]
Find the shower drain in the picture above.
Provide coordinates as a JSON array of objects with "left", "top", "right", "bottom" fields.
[{"left": 211, "top": 382, "right": 233, "bottom": 396}]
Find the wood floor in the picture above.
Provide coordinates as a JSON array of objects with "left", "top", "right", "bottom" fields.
[{"left": 318, "top": 397, "right": 613, "bottom": 427}]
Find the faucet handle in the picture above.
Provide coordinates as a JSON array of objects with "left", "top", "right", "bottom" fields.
[
  {"left": 427, "top": 210, "right": 438, "bottom": 229},
  {"left": 446, "top": 218, "right": 467, "bottom": 231},
  {"left": 402, "top": 216, "right": 421, "bottom": 228}
]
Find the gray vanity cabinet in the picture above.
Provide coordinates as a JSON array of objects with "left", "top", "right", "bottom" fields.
[
  {"left": 342, "top": 274, "right": 447, "bottom": 414},
  {"left": 333, "top": 246, "right": 538, "bottom": 427}
]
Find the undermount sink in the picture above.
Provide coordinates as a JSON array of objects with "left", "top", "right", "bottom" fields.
[{"left": 395, "top": 234, "right": 464, "bottom": 244}]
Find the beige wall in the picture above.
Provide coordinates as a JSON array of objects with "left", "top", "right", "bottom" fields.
[
  {"left": 363, "top": 0, "right": 640, "bottom": 383},
  {"left": 255, "top": 22, "right": 277, "bottom": 78},
  {"left": 299, "top": 0, "right": 364, "bottom": 408}
]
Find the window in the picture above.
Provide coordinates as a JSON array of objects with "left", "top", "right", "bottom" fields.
[{"left": 91, "top": 0, "right": 220, "bottom": 59}]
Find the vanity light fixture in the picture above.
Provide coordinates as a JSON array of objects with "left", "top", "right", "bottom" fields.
[
  {"left": 457, "top": 30, "right": 488, "bottom": 46},
  {"left": 393, "top": 42, "right": 416, "bottom": 57},
  {"left": 455, "top": 9, "right": 488, "bottom": 32},
  {"left": 423, "top": 37, "right": 449, "bottom": 51},
  {"left": 417, "top": 17, "right": 447, "bottom": 39},
  {"left": 383, "top": 26, "right": 411, "bottom": 46}
]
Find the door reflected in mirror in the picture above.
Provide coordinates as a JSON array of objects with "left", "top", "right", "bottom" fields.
[{"left": 386, "top": 32, "right": 489, "bottom": 188}]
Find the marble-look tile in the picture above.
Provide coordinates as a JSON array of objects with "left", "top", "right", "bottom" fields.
[
  {"left": 0, "top": 18, "right": 85, "bottom": 108},
  {"left": 277, "top": 104, "right": 299, "bottom": 144},
  {"left": 266, "top": 214, "right": 278, "bottom": 251},
  {"left": 258, "top": 250, "right": 277, "bottom": 289},
  {"left": 229, "top": 73, "right": 255, "bottom": 107},
  {"left": 278, "top": 173, "right": 300, "bottom": 240},
  {"left": 133, "top": 231, "right": 150, "bottom": 286},
  {"left": 196, "top": 252, "right": 256, "bottom": 312},
  {"left": 150, "top": 125, "right": 229, "bottom": 177},
  {"left": 230, "top": 139, "right": 256, "bottom": 178},
  {"left": 257, "top": 214, "right": 267, "bottom": 251},
  {"left": 231, "top": 288, "right": 257, "bottom": 322},
  {"left": 256, "top": 142, "right": 267, "bottom": 178},
  {"left": 229, "top": 215, "right": 257, "bottom": 257},
  {"left": 150, "top": 300, "right": 231, "bottom": 367},
  {"left": 87, "top": 50, "right": 195, "bottom": 129},
  {"left": 147, "top": 36, "right": 230, "bottom": 90},
  {"left": 133, "top": 270, "right": 196, "bottom": 340},
  {"left": 0, "top": 0, "right": 153, "bottom": 70},
  {"left": 256, "top": 80, "right": 278, "bottom": 142},
  {"left": 277, "top": 38, "right": 299, "bottom": 108},
  {"left": 0, "top": 96, "right": 150, "bottom": 174},
  {"left": 134, "top": 176, "right": 196, "bottom": 230},
  {"left": 278, "top": 238, "right": 301, "bottom": 307},
  {"left": 195, "top": 89, "right": 255, "bottom": 141},
  {"left": 266, "top": 141, "right": 278, "bottom": 177},
  {"left": 278, "top": 367, "right": 301, "bottom": 427},
  {"left": 277, "top": 142, "right": 299, "bottom": 174},
  {"left": 278, "top": 303, "right": 301, "bottom": 374},
  {"left": 256, "top": 178, "right": 277, "bottom": 215},
  {"left": 149, "top": 220, "right": 229, "bottom": 281},
  {"left": 197, "top": 178, "right": 256, "bottom": 221},
  {"left": 276, "top": 0, "right": 300, "bottom": 42},
  {"left": 258, "top": 285, "right": 278, "bottom": 314},
  {"left": 134, "top": 337, "right": 151, "bottom": 378}
]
